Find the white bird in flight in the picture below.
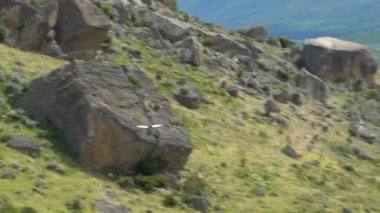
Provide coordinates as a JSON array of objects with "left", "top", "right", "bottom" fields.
[{"left": 137, "top": 124, "right": 163, "bottom": 129}]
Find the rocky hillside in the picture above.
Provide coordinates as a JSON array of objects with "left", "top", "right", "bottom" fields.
[{"left": 0, "top": 0, "right": 379, "bottom": 212}]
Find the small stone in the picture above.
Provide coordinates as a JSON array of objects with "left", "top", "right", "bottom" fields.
[
  {"left": 1, "top": 170, "right": 17, "bottom": 179},
  {"left": 264, "top": 99, "right": 281, "bottom": 115},
  {"left": 8, "top": 135, "right": 41, "bottom": 157},
  {"left": 281, "top": 145, "right": 301, "bottom": 159},
  {"left": 225, "top": 85, "right": 239, "bottom": 97},
  {"left": 185, "top": 197, "right": 211, "bottom": 213},
  {"left": 251, "top": 188, "right": 265, "bottom": 197}
]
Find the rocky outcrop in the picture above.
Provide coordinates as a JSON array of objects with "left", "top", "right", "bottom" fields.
[
  {"left": 176, "top": 36, "right": 202, "bottom": 66},
  {"left": 149, "top": 12, "right": 191, "bottom": 42},
  {"left": 238, "top": 25, "right": 268, "bottom": 42},
  {"left": 303, "top": 37, "right": 378, "bottom": 87},
  {"left": 15, "top": 62, "right": 192, "bottom": 174},
  {"left": 0, "top": 0, "right": 60, "bottom": 54},
  {"left": 296, "top": 68, "right": 330, "bottom": 103},
  {"left": 0, "top": 0, "right": 112, "bottom": 58},
  {"left": 56, "top": 0, "right": 112, "bottom": 58},
  {"left": 212, "top": 34, "right": 252, "bottom": 56}
]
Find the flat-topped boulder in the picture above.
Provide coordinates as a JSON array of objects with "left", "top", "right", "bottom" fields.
[
  {"left": 303, "top": 37, "right": 378, "bottom": 87},
  {"left": 15, "top": 62, "right": 192, "bottom": 174}
]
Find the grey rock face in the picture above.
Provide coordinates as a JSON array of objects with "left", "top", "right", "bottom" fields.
[
  {"left": 56, "top": 0, "right": 112, "bottom": 58},
  {"left": 8, "top": 135, "right": 40, "bottom": 157},
  {"left": 295, "top": 68, "right": 330, "bottom": 103},
  {"left": 16, "top": 62, "right": 192, "bottom": 174},
  {"left": 173, "top": 85, "right": 202, "bottom": 109},
  {"left": 303, "top": 37, "right": 378, "bottom": 87}
]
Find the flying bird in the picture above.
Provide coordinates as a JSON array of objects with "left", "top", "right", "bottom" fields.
[{"left": 137, "top": 124, "right": 164, "bottom": 129}]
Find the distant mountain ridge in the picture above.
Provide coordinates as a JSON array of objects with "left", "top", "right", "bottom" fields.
[{"left": 177, "top": 0, "right": 380, "bottom": 39}]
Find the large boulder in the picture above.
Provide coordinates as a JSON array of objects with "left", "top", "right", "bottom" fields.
[
  {"left": 295, "top": 68, "right": 330, "bottom": 103},
  {"left": 303, "top": 37, "right": 378, "bottom": 87},
  {"left": 55, "top": 0, "right": 112, "bottom": 58},
  {"left": 0, "top": 0, "right": 59, "bottom": 52},
  {"left": 15, "top": 62, "right": 192, "bottom": 174}
]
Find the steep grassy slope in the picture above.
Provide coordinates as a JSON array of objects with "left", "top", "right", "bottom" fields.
[
  {"left": 0, "top": 23, "right": 380, "bottom": 213},
  {"left": 177, "top": 0, "right": 380, "bottom": 39}
]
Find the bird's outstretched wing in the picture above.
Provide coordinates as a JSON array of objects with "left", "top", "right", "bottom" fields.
[
  {"left": 152, "top": 124, "right": 163, "bottom": 128},
  {"left": 137, "top": 125, "right": 149, "bottom": 129}
]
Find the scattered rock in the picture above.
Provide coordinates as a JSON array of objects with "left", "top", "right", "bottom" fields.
[
  {"left": 185, "top": 197, "right": 211, "bottom": 213},
  {"left": 352, "top": 147, "right": 373, "bottom": 161},
  {"left": 282, "top": 145, "right": 301, "bottom": 159},
  {"left": 291, "top": 93, "right": 305, "bottom": 106},
  {"left": 16, "top": 62, "right": 192, "bottom": 174},
  {"left": 264, "top": 99, "right": 281, "bottom": 115},
  {"left": 238, "top": 25, "right": 268, "bottom": 42},
  {"left": 225, "top": 85, "right": 239, "bottom": 97},
  {"left": 176, "top": 36, "right": 202, "bottom": 66},
  {"left": 251, "top": 188, "right": 265, "bottom": 197},
  {"left": 173, "top": 85, "right": 202, "bottom": 109},
  {"left": 354, "top": 124, "right": 377, "bottom": 144},
  {"left": 8, "top": 135, "right": 40, "bottom": 157},
  {"left": 342, "top": 208, "right": 352, "bottom": 213},
  {"left": 46, "top": 162, "right": 67, "bottom": 175},
  {"left": 295, "top": 68, "right": 330, "bottom": 103},
  {"left": 149, "top": 12, "right": 191, "bottom": 42},
  {"left": 303, "top": 37, "right": 377, "bottom": 87},
  {"left": 212, "top": 34, "right": 252, "bottom": 56},
  {"left": 1, "top": 170, "right": 17, "bottom": 179},
  {"left": 273, "top": 91, "right": 290, "bottom": 104},
  {"left": 234, "top": 118, "right": 245, "bottom": 126},
  {"left": 94, "top": 200, "right": 131, "bottom": 213}
]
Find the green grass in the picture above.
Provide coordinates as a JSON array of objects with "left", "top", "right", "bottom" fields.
[{"left": 0, "top": 29, "right": 379, "bottom": 213}]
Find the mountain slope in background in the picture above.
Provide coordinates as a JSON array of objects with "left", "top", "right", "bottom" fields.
[{"left": 177, "top": 0, "right": 380, "bottom": 39}]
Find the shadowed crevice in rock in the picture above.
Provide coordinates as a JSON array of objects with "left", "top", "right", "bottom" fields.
[{"left": 15, "top": 62, "right": 192, "bottom": 174}]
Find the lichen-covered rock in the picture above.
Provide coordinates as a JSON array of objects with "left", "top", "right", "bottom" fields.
[
  {"left": 303, "top": 37, "right": 378, "bottom": 87},
  {"left": 16, "top": 62, "right": 192, "bottom": 174}
]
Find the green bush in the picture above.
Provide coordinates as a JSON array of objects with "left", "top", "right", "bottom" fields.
[
  {"left": 20, "top": 207, "right": 38, "bottom": 213},
  {"left": 128, "top": 75, "right": 143, "bottom": 89},
  {"left": 0, "top": 25, "right": 6, "bottom": 42},
  {"left": 133, "top": 175, "right": 168, "bottom": 192},
  {"left": 162, "top": 195, "right": 178, "bottom": 207},
  {"left": 134, "top": 158, "right": 168, "bottom": 175},
  {"left": 182, "top": 176, "right": 208, "bottom": 198},
  {"left": 279, "top": 36, "right": 294, "bottom": 48},
  {"left": 0, "top": 200, "right": 17, "bottom": 213}
]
